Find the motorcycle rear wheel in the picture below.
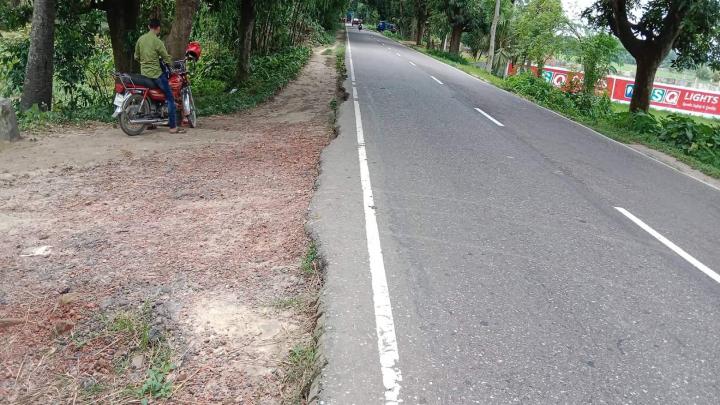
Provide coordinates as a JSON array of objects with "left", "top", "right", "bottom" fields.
[{"left": 119, "top": 94, "right": 150, "bottom": 136}]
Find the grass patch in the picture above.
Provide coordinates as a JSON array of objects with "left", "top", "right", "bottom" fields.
[
  {"left": 103, "top": 304, "right": 176, "bottom": 403},
  {"left": 335, "top": 45, "right": 347, "bottom": 79},
  {"left": 301, "top": 242, "right": 319, "bottom": 275},
  {"left": 282, "top": 344, "right": 318, "bottom": 404}
]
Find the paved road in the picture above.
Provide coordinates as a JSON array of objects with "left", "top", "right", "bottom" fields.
[{"left": 309, "top": 27, "right": 720, "bottom": 404}]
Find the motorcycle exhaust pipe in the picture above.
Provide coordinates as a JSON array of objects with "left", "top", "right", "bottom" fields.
[{"left": 128, "top": 119, "right": 166, "bottom": 125}]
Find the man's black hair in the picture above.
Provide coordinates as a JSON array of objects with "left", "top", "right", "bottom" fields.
[{"left": 149, "top": 18, "right": 161, "bottom": 29}]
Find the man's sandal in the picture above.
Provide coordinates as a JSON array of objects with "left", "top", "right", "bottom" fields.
[{"left": 169, "top": 128, "right": 186, "bottom": 134}]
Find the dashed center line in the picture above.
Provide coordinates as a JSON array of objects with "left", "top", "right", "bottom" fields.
[
  {"left": 408, "top": 61, "right": 416, "bottom": 66},
  {"left": 430, "top": 76, "right": 443, "bottom": 85},
  {"left": 474, "top": 107, "right": 504, "bottom": 127},
  {"left": 615, "top": 207, "right": 720, "bottom": 284},
  {"left": 396, "top": 52, "right": 401, "bottom": 56}
]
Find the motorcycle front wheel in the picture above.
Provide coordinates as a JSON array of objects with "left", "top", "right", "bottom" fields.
[
  {"left": 182, "top": 88, "right": 197, "bottom": 128},
  {"left": 119, "top": 94, "right": 150, "bottom": 136}
]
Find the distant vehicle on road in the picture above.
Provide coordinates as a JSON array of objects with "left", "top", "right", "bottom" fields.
[
  {"left": 376, "top": 21, "right": 397, "bottom": 33},
  {"left": 351, "top": 18, "right": 363, "bottom": 25}
]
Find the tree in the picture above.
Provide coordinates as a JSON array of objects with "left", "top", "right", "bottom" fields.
[
  {"left": 439, "top": 0, "right": 483, "bottom": 55},
  {"left": 236, "top": 0, "right": 255, "bottom": 83},
  {"left": 166, "top": 0, "right": 199, "bottom": 60},
  {"left": 513, "top": 0, "right": 565, "bottom": 72},
  {"left": 20, "top": 0, "right": 55, "bottom": 111},
  {"left": 576, "top": 33, "right": 621, "bottom": 94},
  {"left": 92, "top": 0, "right": 141, "bottom": 72},
  {"left": 415, "top": 0, "right": 428, "bottom": 45},
  {"left": 584, "top": 0, "right": 720, "bottom": 112},
  {"left": 485, "top": 0, "right": 500, "bottom": 72}
]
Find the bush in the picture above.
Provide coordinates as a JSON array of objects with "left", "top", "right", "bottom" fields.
[
  {"left": 0, "top": 36, "right": 29, "bottom": 98},
  {"left": 505, "top": 72, "right": 577, "bottom": 114},
  {"left": 657, "top": 114, "right": 720, "bottom": 162}
]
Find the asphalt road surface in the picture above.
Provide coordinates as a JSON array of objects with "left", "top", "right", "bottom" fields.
[{"left": 309, "top": 26, "right": 720, "bottom": 405}]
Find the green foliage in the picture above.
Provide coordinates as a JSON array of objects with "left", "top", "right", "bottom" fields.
[
  {"left": 696, "top": 66, "right": 713, "bottom": 81},
  {"left": 138, "top": 362, "right": 174, "bottom": 401},
  {"left": 0, "top": 0, "right": 32, "bottom": 30},
  {"left": 512, "top": 0, "right": 566, "bottom": 68},
  {"left": 0, "top": 36, "right": 29, "bottom": 97},
  {"left": 584, "top": 0, "right": 720, "bottom": 71},
  {"left": 656, "top": 114, "right": 720, "bottom": 163},
  {"left": 54, "top": 4, "right": 106, "bottom": 110},
  {"left": 506, "top": 72, "right": 576, "bottom": 112},
  {"left": 576, "top": 33, "right": 620, "bottom": 95}
]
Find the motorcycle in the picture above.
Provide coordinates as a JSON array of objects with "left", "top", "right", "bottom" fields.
[
  {"left": 358, "top": 23, "right": 363, "bottom": 31},
  {"left": 112, "top": 42, "right": 201, "bottom": 136}
]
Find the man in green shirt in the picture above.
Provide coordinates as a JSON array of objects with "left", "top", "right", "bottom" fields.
[{"left": 134, "top": 19, "right": 183, "bottom": 133}]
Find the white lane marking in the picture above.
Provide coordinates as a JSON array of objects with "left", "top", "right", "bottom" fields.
[
  {"left": 346, "top": 29, "right": 403, "bottom": 404},
  {"left": 396, "top": 52, "right": 401, "bottom": 56},
  {"left": 474, "top": 107, "right": 504, "bottom": 127},
  {"left": 615, "top": 207, "right": 720, "bottom": 284},
  {"left": 386, "top": 38, "right": 720, "bottom": 194},
  {"left": 408, "top": 61, "right": 416, "bottom": 67},
  {"left": 430, "top": 75, "right": 443, "bottom": 85}
]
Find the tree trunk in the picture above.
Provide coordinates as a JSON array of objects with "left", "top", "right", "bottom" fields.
[
  {"left": 630, "top": 56, "right": 660, "bottom": 112},
  {"left": 103, "top": 0, "right": 141, "bottom": 72},
  {"left": 165, "top": 0, "right": 198, "bottom": 60},
  {"left": 486, "top": 0, "right": 501, "bottom": 73},
  {"left": 415, "top": 16, "right": 425, "bottom": 45},
  {"left": 20, "top": 0, "right": 55, "bottom": 111},
  {"left": 448, "top": 25, "right": 462, "bottom": 55},
  {"left": 236, "top": 0, "right": 255, "bottom": 83}
]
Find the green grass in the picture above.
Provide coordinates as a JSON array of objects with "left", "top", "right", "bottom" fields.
[
  {"left": 102, "top": 304, "right": 176, "bottom": 402},
  {"left": 610, "top": 102, "right": 719, "bottom": 126},
  {"left": 282, "top": 344, "right": 318, "bottom": 404},
  {"left": 301, "top": 242, "right": 318, "bottom": 275}
]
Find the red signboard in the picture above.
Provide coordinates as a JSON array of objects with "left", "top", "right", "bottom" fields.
[
  {"left": 508, "top": 64, "right": 720, "bottom": 117},
  {"left": 608, "top": 77, "right": 720, "bottom": 116}
]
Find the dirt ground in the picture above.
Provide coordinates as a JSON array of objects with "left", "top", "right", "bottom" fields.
[{"left": 0, "top": 46, "right": 337, "bottom": 404}]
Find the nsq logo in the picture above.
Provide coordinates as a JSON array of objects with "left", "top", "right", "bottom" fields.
[{"left": 624, "top": 84, "right": 680, "bottom": 105}]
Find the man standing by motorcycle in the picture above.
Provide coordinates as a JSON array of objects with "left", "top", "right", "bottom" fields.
[{"left": 134, "top": 18, "right": 185, "bottom": 134}]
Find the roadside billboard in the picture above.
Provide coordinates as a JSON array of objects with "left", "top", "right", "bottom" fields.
[{"left": 508, "top": 64, "right": 720, "bottom": 118}]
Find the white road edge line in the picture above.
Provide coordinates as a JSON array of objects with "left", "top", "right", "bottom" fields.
[
  {"left": 346, "top": 29, "right": 403, "bottom": 404},
  {"left": 408, "top": 61, "right": 416, "bottom": 67},
  {"left": 430, "top": 75, "right": 443, "bottom": 85},
  {"left": 615, "top": 207, "right": 720, "bottom": 284},
  {"left": 474, "top": 107, "right": 504, "bottom": 127}
]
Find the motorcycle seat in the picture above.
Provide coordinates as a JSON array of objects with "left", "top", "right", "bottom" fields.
[{"left": 119, "top": 73, "right": 160, "bottom": 89}]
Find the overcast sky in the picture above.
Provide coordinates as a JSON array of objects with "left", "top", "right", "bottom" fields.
[{"left": 562, "top": 0, "right": 597, "bottom": 20}]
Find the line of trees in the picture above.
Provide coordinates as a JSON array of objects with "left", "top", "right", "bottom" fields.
[
  {"left": 3, "top": 0, "right": 346, "bottom": 112},
  {"left": 351, "top": 0, "right": 720, "bottom": 113}
]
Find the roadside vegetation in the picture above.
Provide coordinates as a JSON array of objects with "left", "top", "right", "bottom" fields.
[
  {"left": 0, "top": 0, "right": 344, "bottom": 130},
  {"left": 350, "top": 0, "right": 720, "bottom": 178}
]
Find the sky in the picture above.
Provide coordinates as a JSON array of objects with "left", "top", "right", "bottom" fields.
[{"left": 562, "top": 0, "right": 597, "bottom": 20}]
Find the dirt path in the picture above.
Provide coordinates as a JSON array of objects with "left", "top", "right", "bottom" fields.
[{"left": 0, "top": 46, "right": 337, "bottom": 404}]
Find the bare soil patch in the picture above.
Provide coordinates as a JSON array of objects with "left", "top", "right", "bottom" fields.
[{"left": 0, "top": 47, "right": 336, "bottom": 404}]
